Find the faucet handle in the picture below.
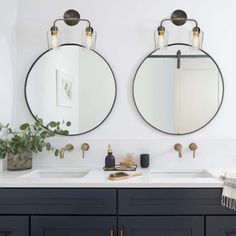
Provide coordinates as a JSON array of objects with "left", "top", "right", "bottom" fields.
[
  {"left": 81, "top": 143, "right": 90, "bottom": 158},
  {"left": 174, "top": 143, "right": 182, "bottom": 158},
  {"left": 189, "top": 143, "right": 197, "bottom": 158}
]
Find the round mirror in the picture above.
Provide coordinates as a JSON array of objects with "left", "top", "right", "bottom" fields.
[
  {"left": 25, "top": 44, "right": 116, "bottom": 135},
  {"left": 133, "top": 44, "right": 224, "bottom": 135}
]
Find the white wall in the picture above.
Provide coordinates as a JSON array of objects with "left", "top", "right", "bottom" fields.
[
  {"left": 3, "top": 0, "right": 236, "bottom": 169},
  {"left": 0, "top": 0, "right": 18, "bottom": 124}
]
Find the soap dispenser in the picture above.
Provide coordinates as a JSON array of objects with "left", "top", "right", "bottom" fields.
[{"left": 105, "top": 144, "right": 115, "bottom": 168}]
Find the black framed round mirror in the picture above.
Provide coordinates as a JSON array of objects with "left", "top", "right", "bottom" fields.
[
  {"left": 25, "top": 44, "right": 117, "bottom": 136},
  {"left": 133, "top": 43, "right": 224, "bottom": 135}
]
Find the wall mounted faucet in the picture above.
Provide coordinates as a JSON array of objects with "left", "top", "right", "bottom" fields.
[
  {"left": 59, "top": 144, "right": 74, "bottom": 159},
  {"left": 174, "top": 143, "right": 182, "bottom": 158}
]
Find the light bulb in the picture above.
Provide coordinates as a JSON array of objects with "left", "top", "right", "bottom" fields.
[
  {"left": 154, "top": 26, "right": 168, "bottom": 49},
  {"left": 85, "top": 33, "right": 93, "bottom": 49},
  {"left": 192, "top": 32, "right": 200, "bottom": 49},
  {"left": 51, "top": 34, "right": 59, "bottom": 49},
  {"left": 190, "top": 27, "right": 203, "bottom": 49},
  {"left": 157, "top": 35, "right": 165, "bottom": 49},
  {"left": 47, "top": 26, "right": 61, "bottom": 50},
  {"left": 82, "top": 27, "right": 96, "bottom": 50}
]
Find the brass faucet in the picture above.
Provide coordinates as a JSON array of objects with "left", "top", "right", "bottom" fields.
[
  {"left": 174, "top": 143, "right": 182, "bottom": 158},
  {"left": 59, "top": 144, "right": 74, "bottom": 159}
]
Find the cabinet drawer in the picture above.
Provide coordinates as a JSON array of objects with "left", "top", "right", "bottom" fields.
[
  {"left": 0, "top": 188, "right": 117, "bottom": 215},
  {"left": 31, "top": 216, "right": 116, "bottom": 236},
  {"left": 118, "top": 188, "right": 233, "bottom": 215},
  {"left": 119, "top": 216, "right": 204, "bottom": 236}
]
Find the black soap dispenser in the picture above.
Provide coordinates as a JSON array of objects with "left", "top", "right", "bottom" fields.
[{"left": 105, "top": 144, "right": 115, "bottom": 169}]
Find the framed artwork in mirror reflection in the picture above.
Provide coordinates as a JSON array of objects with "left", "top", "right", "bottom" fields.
[{"left": 56, "top": 69, "right": 74, "bottom": 107}]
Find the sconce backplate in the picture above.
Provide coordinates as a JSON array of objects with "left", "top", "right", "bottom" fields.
[
  {"left": 64, "top": 9, "right": 80, "bottom": 26},
  {"left": 171, "top": 9, "right": 187, "bottom": 26}
]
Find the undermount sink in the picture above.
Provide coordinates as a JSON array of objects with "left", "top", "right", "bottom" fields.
[
  {"left": 150, "top": 169, "right": 214, "bottom": 178},
  {"left": 19, "top": 169, "right": 91, "bottom": 179}
]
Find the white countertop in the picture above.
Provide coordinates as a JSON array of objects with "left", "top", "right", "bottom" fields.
[{"left": 0, "top": 168, "right": 229, "bottom": 188}]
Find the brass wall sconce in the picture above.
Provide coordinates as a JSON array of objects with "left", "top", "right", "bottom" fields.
[
  {"left": 155, "top": 9, "right": 203, "bottom": 49},
  {"left": 48, "top": 9, "right": 96, "bottom": 50}
]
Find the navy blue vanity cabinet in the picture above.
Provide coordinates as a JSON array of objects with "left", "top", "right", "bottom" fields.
[
  {"left": 1, "top": 188, "right": 236, "bottom": 236},
  {"left": 119, "top": 216, "right": 204, "bottom": 236},
  {"left": 0, "top": 216, "right": 29, "bottom": 236},
  {"left": 206, "top": 216, "right": 236, "bottom": 235},
  {"left": 31, "top": 216, "right": 116, "bottom": 236}
]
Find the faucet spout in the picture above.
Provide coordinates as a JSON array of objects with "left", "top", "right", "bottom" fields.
[
  {"left": 59, "top": 144, "right": 74, "bottom": 159},
  {"left": 174, "top": 143, "right": 182, "bottom": 158}
]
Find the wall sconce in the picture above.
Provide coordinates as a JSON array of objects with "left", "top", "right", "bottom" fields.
[
  {"left": 154, "top": 10, "right": 203, "bottom": 49},
  {"left": 48, "top": 9, "right": 96, "bottom": 50}
]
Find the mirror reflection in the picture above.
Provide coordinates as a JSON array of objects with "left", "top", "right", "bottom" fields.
[
  {"left": 25, "top": 44, "right": 116, "bottom": 135},
  {"left": 133, "top": 44, "right": 223, "bottom": 135}
]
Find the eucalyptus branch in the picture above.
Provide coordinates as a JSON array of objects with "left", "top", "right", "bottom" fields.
[{"left": 0, "top": 119, "right": 71, "bottom": 159}]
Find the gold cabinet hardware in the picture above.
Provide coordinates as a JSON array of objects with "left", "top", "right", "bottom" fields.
[
  {"left": 189, "top": 143, "right": 197, "bottom": 158},
  {"left": 81, "top": 143, "right": 90, "bottom": 158},
  {"left": 120, "top": 228, "right": 124, "bottom": 236},
  {"left": 110, "top": 227, "right": 114, "bottom": 236},
  {"left": 174, "top": 143, "right": 182, "bottom": 158}
]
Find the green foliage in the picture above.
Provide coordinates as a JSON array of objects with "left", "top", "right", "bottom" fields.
[{"left": 0, "top": 119, "right": 71, "bottom": 159}]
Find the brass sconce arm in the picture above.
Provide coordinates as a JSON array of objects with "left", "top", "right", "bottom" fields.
[
  {"left": 161, "top": 9, "right": 198, "bottom": 27},
  {"left": 52, "top": 18, "right": 91, "bottom": 30},
  {"left": 53, "top": 18, "right": 65, "bottom": 27},
  {"left": 160, "top": 17, "right": 198, "bottom": 29},
  {"left": 51, "top": 9, "right": 92, "bottom": 29},
  {"left": 80, "top": 19, "right": 91, "bottom": 29},
  {"left": 156, "top": 10, "right": 200, "bottom": 36}
]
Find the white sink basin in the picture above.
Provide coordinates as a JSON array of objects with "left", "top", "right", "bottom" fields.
[
  {"left": 150, "top": 169, "right": 214, "bottom": 178},
  {"left": 19, "top": 169, "right": 91, "bottom": 179}
]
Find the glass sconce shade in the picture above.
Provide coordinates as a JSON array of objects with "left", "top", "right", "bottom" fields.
[
  {"left": 154, "top": 27, "right": 168, "bottom": 49},
  {"left": 82, "top": 27, "right": 97, "bottom": 50},
  {"left": 189, "top": 27, "right": 203, "bottom": 49},
  {"left": 47, "top": 26, "right": 61, "bottom": 49}
]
